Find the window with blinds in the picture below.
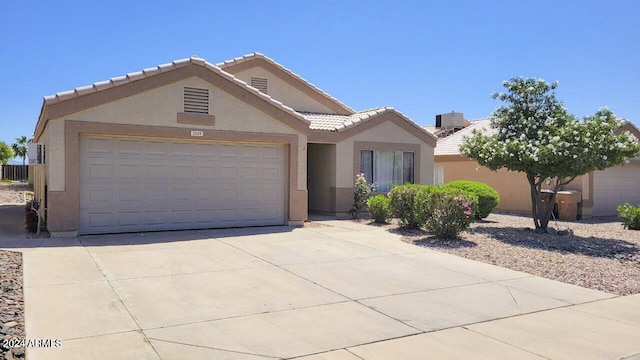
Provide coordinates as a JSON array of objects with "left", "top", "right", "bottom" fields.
[{"left": 183, "top": 87, "right": 209, "bottom": 114}]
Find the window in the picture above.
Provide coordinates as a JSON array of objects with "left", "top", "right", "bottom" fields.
[
  {"left": 360, "top": 150, "right": 415, "bottom": 193},
  {"left": 250, "top": 77, "right": 268, "bottom": 93},
  {"left": 183, "top": 87, "right": 209, "bottom": 114},
  {"left": 434, "top": 165, "right": 444, "bottom": 186}
]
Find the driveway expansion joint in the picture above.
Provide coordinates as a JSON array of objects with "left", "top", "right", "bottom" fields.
[
  {"left": 81, "top": 244, "right": 163, "bottom": 359},
  {"left": 147, "top": 338, "right": 283, "bottom": 359}
]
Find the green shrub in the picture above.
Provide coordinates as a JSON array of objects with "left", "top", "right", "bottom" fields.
[
  {"left": 424, "top": 189, "right": 478, "bottom": 239},
  {"left": 443, "top": 180, "right": 499, "bottom": 219},
  {"left": 617, "top": 203, "right": 640, "bottom": 230},
  {"left": 367, "top": 195, "right": 391, "bottom": 223},
  {"left": 388, "top": 184, "right": 423, "bottom": 229},
  {"left": 350, "top": 173, "right": 376, "bottom": 218},
  {"left": 414, "top": 185, "right": 439, "bottom": 226}
]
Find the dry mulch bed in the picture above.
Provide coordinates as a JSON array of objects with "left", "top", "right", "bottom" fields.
[
  {"left": 0, "top": 250, "right": 25, "bottom": 359},
  {"left": 356, "top": 213, "right": 640, "bottom": 296}
]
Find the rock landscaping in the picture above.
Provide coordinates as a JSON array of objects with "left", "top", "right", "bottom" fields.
[
  {"left": 0, "top": 183, "right": 29, "bottom": 205},
  {"left": 0, "top": 250, "right": 24, "bottom": 359},
  {"left": 383, "top": 213, "right": 640, "bottom": 296}
]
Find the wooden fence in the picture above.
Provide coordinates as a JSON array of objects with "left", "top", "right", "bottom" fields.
[{"left": 1, "top": 165, "right": 28, "bottom": 181}]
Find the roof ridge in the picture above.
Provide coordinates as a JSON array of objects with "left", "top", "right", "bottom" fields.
[
  {"left": 217, "top": 52, "right": 355, "bottom": 114},
  {"left": 41, "top": 56, "right": 310, "bottom": 125},
  {"left": 356, "top": 106, "right": 391, "bottom": 114}
]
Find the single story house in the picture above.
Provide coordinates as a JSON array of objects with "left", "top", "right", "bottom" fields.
[
  {"left": 32, "top": 53, "right": 436, "bottom": 236},
  {"left": 428, "top": 113, "right": 640, "bottom": 218}
]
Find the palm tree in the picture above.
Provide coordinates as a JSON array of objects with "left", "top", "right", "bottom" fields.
[{"left": 11, "top": 136, "right": 28, "bottom": 166}]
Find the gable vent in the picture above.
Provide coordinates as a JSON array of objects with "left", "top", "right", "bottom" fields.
[
  {"left": 250, "top": 77, "right": 268, "bottom": 94},
  {"left": 183, "top": 87, "right": 209, "bottom": 114}
]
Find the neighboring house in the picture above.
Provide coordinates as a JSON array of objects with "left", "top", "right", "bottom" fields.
[
  {"left": 32, "top": 53, "right": 436, "bottom": 236},
  {"left": 428, "top": 114, "right": 640, "bottom": 218}
]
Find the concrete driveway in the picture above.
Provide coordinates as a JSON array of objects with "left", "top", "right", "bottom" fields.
[{"left": 7, "top": 220, "right": 640, "bottom": 359}]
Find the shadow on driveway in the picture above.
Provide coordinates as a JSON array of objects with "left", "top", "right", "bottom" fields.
[{"left": 0, "top": 203, "right": 296, "bottom": 250}]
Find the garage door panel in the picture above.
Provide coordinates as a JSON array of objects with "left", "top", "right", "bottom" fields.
[
  {"left": 196, "top": 166, "right": 215, "bottom": 179},
  {"left": 83, "top": 212, "right": 115, "bottom": 230},
  {"left": 241, "top": 166, "right": 259, "bottom": 180},
  {"left": 145, "top": 141, "right": 170, "bottom": 156},
  {"left": 262, "top": 207, "right": 282, "bottom": 221},
  {"left": 219, "top": 166, "right": 239, "bottom": 180},
  {"left": 171, "top": 142, "right": 193, "bottom": 156},
  {"left": 195, "top": 144, "right": 217, "bottom": 158},
  {"left": 85, "top": 138, "right": 114, "bottom": 154},
  {"left": 116, "top": 212, "right": 142, "bottom": 227},
  {"left": 172, "top": 164, "right": 195, "bottom": 179},
  {"left": 117, "top": 185, "right": 144, "bottom": 204},
  {"left": 82, "top": 186, "right": 113, "bottom": 204},
  {"left": 262, "top": 146, "right": 282, "bottom": 160},
  {"left": 83, "top": 161, "right": 114, "bottom": 179},
  {"left": 117, "top": 139, "right": 142, "bottom": 155},
  {"left": 220, "top": 145, "right": 239, "bottom": 158},
  {"left": 117, "top": 162, "right": 142, "bottom": 179},
  {"left": 144, "top": 162, "right": 170, "bottom": 179},
  {"left": 80, "top": 136, "right": 286, "bottom": 234}
]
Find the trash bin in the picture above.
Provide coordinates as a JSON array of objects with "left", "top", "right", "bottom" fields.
[
  {"left": 539, "top": 190, "right": 557, "bottom": 217},
  {"left": 556, "top": 190, "right": 582, "bottom": 221}
]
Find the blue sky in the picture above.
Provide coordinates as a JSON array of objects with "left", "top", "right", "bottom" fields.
[{"left": 1, "top": 1, "right": 638, "bottom": 163}]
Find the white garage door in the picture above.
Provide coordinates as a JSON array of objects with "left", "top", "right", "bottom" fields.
[
  {"left": 593, "top": 164, "right": 640, "bottom": 217},
  {"left": 79, "top": 136, "right": 286, "bottom": 234}
]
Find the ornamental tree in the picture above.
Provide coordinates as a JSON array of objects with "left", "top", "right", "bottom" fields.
[
  {"left": 460, "top": 77, "right": 640, "bottom": 231},
  {"left": 0, "top": 141, "right": 13, "bottom": 165}
]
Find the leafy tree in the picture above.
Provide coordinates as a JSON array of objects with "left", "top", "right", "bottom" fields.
[
  {"left": 0, "top": 141, "right": 13, "bottom": 165},
  {"left": 460, "top": 77, "right": 640, "bottom": 231},
  {"left": 11, "top": 135, "right": 28, "bottom": 166}
]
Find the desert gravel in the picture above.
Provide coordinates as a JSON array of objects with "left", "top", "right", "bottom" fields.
[
  {"left": 0, "top": 250, "right": 24, "bottom": 359},
  {"left": 394, "top": 213, "right": 640, "bottom": 296},
  {"left": 0, "top": 183, "right": 30, "bottom": 205}
]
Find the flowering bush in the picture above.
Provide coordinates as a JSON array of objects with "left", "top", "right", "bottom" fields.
[
  {"left": 366, "top": 195, "right": 391, "bottom": 223},
  {"left": 443, "top": 180, "right": 499, "bottom": 219},
  {"left": 388, "top": 184, "right": 422, "bottom": 228},
  {"left": 414, "top": 185, "right": 439, "bottom": 226},
  {"left": 617, "top": 203, "right": 640, "bottom": 230},
  {"left": 350, "top": 173, "right": 376, "bottom": 218},
  {"left": 424, "top": 189, "right": 477, "bottom": 239},
  {"left": 460, "top": 77, "right": 640, "bottom": 231}
]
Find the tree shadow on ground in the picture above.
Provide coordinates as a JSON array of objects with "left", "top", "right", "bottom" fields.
[
  {"left": 388, "top": 227, "right": 478, "bottom": 249},
  {"left": 469, "top": 225, "right": 639, "bottom": 261}
]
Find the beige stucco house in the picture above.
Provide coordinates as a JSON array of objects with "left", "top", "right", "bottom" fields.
[
  {"left": 32, "top": 53, "right": 436, "bottom": 236},
  {"left": 429, "top": 115, "right": 640, "bottom": 218}
]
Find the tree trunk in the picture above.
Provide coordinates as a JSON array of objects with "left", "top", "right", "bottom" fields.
[
  {"left": 539, "top": 179, "right": 563, "bottom": 231},
  {"left": 526, "top": 172, "right": 542, "bottom": 229}
]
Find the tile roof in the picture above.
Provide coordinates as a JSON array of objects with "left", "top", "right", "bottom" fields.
[
  {"left": 300, "top": 107, "right": 391, "bottom": 131},
  {"left": 41, "top": 56, "right": 311, "bottom": 125},
  {"left": 300, "top": 106, "right": 436, "bottom": 144},
  {"left": 434, "top": 118, "right": 497, "bottom": 156},
  {"left": 423, "top": 125, "right": 438, "bottom": 134},
  {"left": 217, "top": 52, "right": 355, "bottom": 114},
  {"left": 40, "top": 53, "right": 435, "bottom": 143}
]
